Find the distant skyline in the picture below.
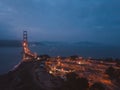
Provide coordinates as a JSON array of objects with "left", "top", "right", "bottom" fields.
[{"left": 0, "top": 0, "right": 120, "bottom": 45}]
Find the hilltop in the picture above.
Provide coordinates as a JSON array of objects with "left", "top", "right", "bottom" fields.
[
  {"left": 0, "top": 56, "right": 120, "bottom": 90},
  {"left": 0, "top": 60, "right": 63, "bottom": 90}
]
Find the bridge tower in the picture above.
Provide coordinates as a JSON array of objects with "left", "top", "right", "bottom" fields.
[
  {"left": 22, "top": 31, "right": 29, "bottom": 60},
  {"left": 23, "top": 31, "right": 28, "bottom": 42}
]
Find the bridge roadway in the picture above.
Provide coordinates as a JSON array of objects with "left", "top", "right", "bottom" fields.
[{"left": 22, "top": 41, "right": 37, "bottom": 61}]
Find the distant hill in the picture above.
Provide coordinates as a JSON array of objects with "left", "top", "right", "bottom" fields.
[
  {"left": 75, "top": 41, "right": 108, "bottom": 47},
  {"left": 0, "top": 40, "right": 22, "bottom": 47},
  {"left": 0, "top": 40, "right": 116, "bottom": 48},
  {"left": 29, "top": 41, "right": 113, "bottom": 47},
  {"left": 36, "top": 41, "right": 70, "bottom": 46}
]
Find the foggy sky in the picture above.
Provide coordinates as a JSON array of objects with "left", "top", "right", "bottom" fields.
[{"left": 0, "top": 0, "right": 120, "bottom": 45}]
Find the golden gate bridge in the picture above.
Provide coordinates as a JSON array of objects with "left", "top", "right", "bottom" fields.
[{"left": 22, "top": 31, "right": 37, "bottom": 61}]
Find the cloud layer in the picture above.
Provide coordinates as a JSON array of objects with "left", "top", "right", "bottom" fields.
[{"left": 0, "top": 0, "right": 120, "bottom": 44}]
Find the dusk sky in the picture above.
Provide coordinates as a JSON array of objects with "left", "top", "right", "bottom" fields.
[{"left": 0, "top": 0, "right": 120, "bottom": 45}]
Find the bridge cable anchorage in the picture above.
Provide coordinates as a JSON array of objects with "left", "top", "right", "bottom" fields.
[{"left": 22, "top": 31, "right": 37, "bottom": 61}]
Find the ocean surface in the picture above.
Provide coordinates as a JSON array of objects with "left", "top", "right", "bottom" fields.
[{"left": 0, "top": 44, "right": 120, "bottom": 74}]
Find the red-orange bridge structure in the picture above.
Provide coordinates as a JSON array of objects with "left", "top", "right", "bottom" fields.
[{"left": 22, "top": 31, "right": 37, "bottom": 61}]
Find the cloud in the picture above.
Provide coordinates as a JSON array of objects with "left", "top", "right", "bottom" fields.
[
  {"left": 0, "top": 0, "right": 120, "bottom": 44},
  {"left": 0, "top": 22, "right": 16, "bottom": 39}
]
